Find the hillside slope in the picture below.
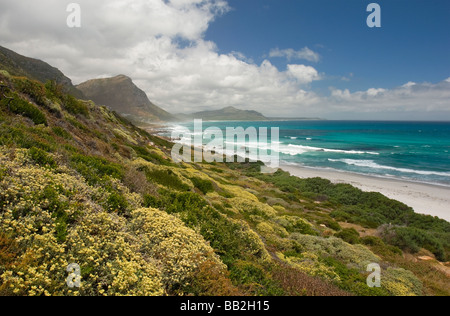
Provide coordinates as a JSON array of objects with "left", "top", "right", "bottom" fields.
[
  {"left": 0, "top": 69, "right": 448, "bottom": 296},
  {"left": 0, "top": 46, "right": 84, "bottom": 99},
  {"left": 77, "top": 75, "right": 176, "bottom": 124}
]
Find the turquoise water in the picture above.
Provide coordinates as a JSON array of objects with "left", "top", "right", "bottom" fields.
[{"left": 166, "top": 121, "right": 450, "bottom": 186}]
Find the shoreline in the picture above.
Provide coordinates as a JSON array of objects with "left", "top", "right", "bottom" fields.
[
  {"left": 145, "top": 122, "right": 450, "bottom": 222},
  {"left": 280, "top": 164, "right": 450, "bottom": 222}
]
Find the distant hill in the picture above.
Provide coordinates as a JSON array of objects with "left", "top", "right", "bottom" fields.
[
  {"left": 180, "top": 106, "right": 268, "bottom": 121},
  {"left": 266, "top": 117, "right": 323, "bottom": 121},
  {"left": 77, "top": 75, "right": 176, "bottom": 124},
  {"left": 0, "top": 45, "right": 84, "bottom": 98}
]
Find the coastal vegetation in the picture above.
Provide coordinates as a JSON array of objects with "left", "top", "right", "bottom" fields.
[{"left": 0, "top": 70, "right": 448, "bottom": 296}]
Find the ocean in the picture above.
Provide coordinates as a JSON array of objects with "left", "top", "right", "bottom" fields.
[{"left": 163, "top": 120, "right": 450, "bottom": 187}]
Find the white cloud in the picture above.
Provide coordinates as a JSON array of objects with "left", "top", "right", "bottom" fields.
[
  {"left": 0, "top": 0, "right": 448, "bottom": 120},
  {"left": 0, "top": 0, "right": 323, "bottom": 117},
  {"left": 269, "top": 47, "right": 320, "bottom": 63},
  {"left": 287, "top": 64, "right": 321, "bottom": 84},
  {"left": 402, "top": 82, "right": 416, "bottom": 88},
  {"left": 328, "top": 79, "right": 450, "bottom": 115}
]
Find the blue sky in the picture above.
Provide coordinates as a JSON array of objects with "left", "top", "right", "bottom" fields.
[
  {"left": 206, "top": 0, "right": 450, "bottom": 94},
  {"left": 0, "top": 0, "right": 449, "bottom": 119}
]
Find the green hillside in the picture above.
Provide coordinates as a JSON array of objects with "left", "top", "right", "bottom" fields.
[
  {"left": 0, "top": 70, "right": 448, "bottom": 296},
  {"left": 0, "top": 46, "right": 84, "bottom": 99}
]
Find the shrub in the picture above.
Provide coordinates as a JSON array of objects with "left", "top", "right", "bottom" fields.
[
  {"left": 70, "top": 154, "right": 124, "bottom": 185},
  {"left": 229, "top": 260, "right": 284, "bottom": 296},
  {"left": 0, "top": 233, "right": 19, "bottom": 270},
  {"left": 13, "top": 78, "right": 46, "bottom": 107},
  {"left": 271, "top": 263, "right": 351, "bottom": 296},
  {"left": 128, "top": 208, "right": 225, "bottom": 293},
  {"left": 278, "top": 251, "right": 341, "bottom": 283},
  {"left": 52, "top": 126, "right": 71, "bottom": 140},
  {"left": 315, "top": 218, "right": 342, "bottom": 231},
  {"left": 106, "top": 191, "right": 129, "bottom": 215},
  {"left": 66, "top": 116, "right": 88, "bottom": 131},
  {"left": 380, "top": 226, "right": 447, "bottom": 261},
  {"left": 182, "top": 259, "right": 242, "bottom": 296},
  {"left": 383, "top": 267, "right": 423, "bottom": 296},
  {"left": 131, "top": 145, "right": 174, "bottom": 166},
  {"left": 320, "top": 256, "right": 389, "bottom": 296},
  {"left": 289, "top": 234, "right": 379, "bottom": 270},
  {"left": 191, "top": 177, "right": 214, "bottom": 195},
  {"left": 274, "top": 216, "right": 318, "bottom": 236},
  {"left": 45, "top": 80, "right": 64, "bottom": 100},
  {"left": 2, "top": 94, "right": 47, "bottom": 125},
  {"left": 335, "top": 228, "right": 361, "bottom": 244},
  {"left": 152, "top": 190, "right": 271, "bottom": 272},
  {"left": 28, "top": 147, "right": 56, "bottom": 168},
  {"left": 63, "top": 95, "right": 89, "bottom": 116},
  {"left": 144, "top": 168, "right": 190, "bottom": 191}
]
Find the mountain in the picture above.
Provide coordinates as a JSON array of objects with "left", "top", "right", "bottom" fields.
[
  {"left": 0, "top": 45, "right": 84, "bottom": 98},
  {"left": 181, "top": 106, "right": 268, "bottom": 121},
  {"left": 77, "top": 75, "right": 176, "bottom": 124}
]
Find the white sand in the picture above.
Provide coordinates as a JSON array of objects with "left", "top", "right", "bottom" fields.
[{"left": 280, "top": 164, "right": 450, "bottom": 222}]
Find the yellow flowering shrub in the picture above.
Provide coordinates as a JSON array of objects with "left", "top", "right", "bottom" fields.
[
  {"left": 219, "top": 184, "right": 259, "bottom": 202},
  {"left": 128, "top": 207, "right": 225, "bottom": 290},
  {"left": 65, "top": 211, "right": 164, "bottom": 296},
  {"left": 0, "top": 147, "right": 227, "bottom": 296},
  {"left": 383, "top": 267, "right": 423, "bottom": 296},
  {"left": 289, "top": 234, "right": 380, "bottom": 270},
  {"left": 181, "top": 167, "right": 214, "bottom": 182},
  {"left": 274, "top": 216, "right": 315, "bottom": 232},
  {"left": 277, "top": 252, "right": 341, "bottom": 283},
  {"left": 229, "top": 218, "right": 271, "bottom": 263},
  {"left": 229, "top": 197, "right": 277, "bottom": 219},
  {"left": 272, "top": 205, "right": 286, "bottom": 213},
  {"left": 256, "top": 221, "right": 289, "bottom": 239},
  {"left": 113, "top": 128, "right": 138, "bottom": 145}
]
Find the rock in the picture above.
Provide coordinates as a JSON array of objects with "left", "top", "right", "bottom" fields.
[{"left": 418, "top": 256, "right": 434, "bottom": 261}]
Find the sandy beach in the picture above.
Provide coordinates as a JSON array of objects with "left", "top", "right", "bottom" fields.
[{"left": 280, "top": 164, "right": 450, "bottom": 222}]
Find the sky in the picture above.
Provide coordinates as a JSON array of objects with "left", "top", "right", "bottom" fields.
[{"left": 0, "top": 0, "right": 449, "bottom": 120}]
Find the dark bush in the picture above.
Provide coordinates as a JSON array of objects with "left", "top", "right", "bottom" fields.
[
  {"left": 14, "top": 78, "right": 46, "bottom": 107},
  {"left": 52, "top": 126, "right": 72, "bottom": 140},
  {"left": 191, "top": 177, "right": 214, "bottom": 195},
  {"left": 335, "top": 228, "right": 360, "bottom": 244},
  {"left": 144, "top": 168, "right": 190, "bottom": 191},
  {"left": 63, "top": 95, "right": 89, "bottom": 116},
  {"left": 71, "top": 154, "right": 124, "bottom": 185},
  {"left": 381, "top": 226, "right": 447, "bottom": 261},
  {"left": 131, "top": 145, "right": 174, "bottom": 166},
  {"left": 106, "top": 191, "right": 129, "bottom": 215},
  {"left": 229, "top": 260, "right": 284, "bottom": 296},
  {"left": 40, "top": 185, "right": 72, "bottom": 243},
  {"left": 29, "top": 147, "right": 57, "bottom": 168},
  {"left": 1, "top": 94, "right": 47, "bottom": 125}
]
